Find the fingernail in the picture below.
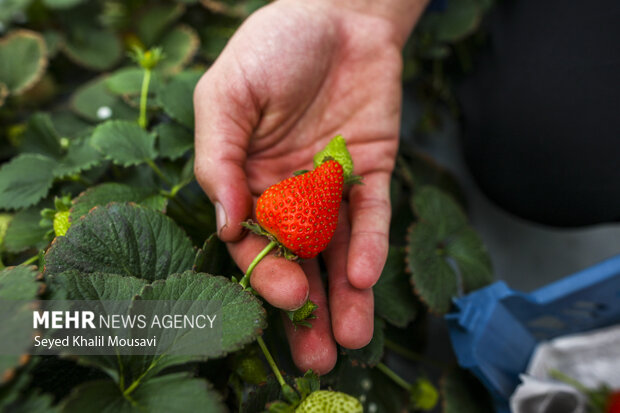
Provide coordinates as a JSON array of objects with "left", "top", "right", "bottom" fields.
[{"left": 215, "top": 202, "right": 227, "bottom": 235}]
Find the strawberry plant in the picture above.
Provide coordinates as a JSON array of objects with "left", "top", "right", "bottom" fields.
[{"left": 0, "top": 0, "right": 496, "bottom": 412}]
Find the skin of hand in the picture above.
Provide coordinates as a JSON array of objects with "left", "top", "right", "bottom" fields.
[{"left": 194, "top": 0, "right": 427, "bottom": 374}]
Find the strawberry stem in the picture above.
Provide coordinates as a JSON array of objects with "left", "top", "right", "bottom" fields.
[
  {"left": 138, "top": 67, "right": 151, "bottom": 129},
  {"left": 377, "top": 362, "right": 412, "bottom": 391},
  {"left": 256, "top": 336, "right": 286, "bottom": 387},
  {"left": 239, "top": 240, "right": 277, "bottom": 289}
]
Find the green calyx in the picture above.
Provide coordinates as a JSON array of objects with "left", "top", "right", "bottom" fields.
[
  {"left": 313, "top": 135, "right": 361, "bottom": 184},
  {"left": 286, "top": 299, "right": 318, "bottom": 329},
  {"left": 409, "top": 378, "right": 439, "bottom": 411},
  {"left": 241, "top": 220, "right": 298, "bottom": 261},
  {"left": 129, "top": 46, "right": 165, "bottom": 70}
]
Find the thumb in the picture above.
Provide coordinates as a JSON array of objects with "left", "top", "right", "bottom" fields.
[{"left": 193, "top": 69, "right": 259, "bottom": 242}]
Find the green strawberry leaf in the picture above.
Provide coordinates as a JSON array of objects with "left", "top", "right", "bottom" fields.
[
  {"left": 441, "top": 369, "right": 493, "bottom": 413},
  {"left": 62, "top": 26, "right": 123, "bottom": 71},
  {"left": 242, "top": 376, "right": 287, "bottom": 413},
  {"left": 0, "top": 265, "right": 40, "bottom": 300},
  {"left": 0, "top": 1, "right": 30, "bottom": 26},
  {"left": 342, "top": 318, "right": 385, "bottom": 368},
  {"left": 192, "top": 232, "right": 234, "bottom": 275},
  {"left": 0, "top": 82, "right": 8, "bottom": 107},
  {"left": 42, "top": 0, "right": 84, "bottom": 9},
  {"left": 20, "top": 113, "right": 63, "bottom": 158},
  {"left": 66, "top": 271, "right": 266, "bottom": 384},
  {"left": 0, "top": 30, "right": 47, "bottom": 95},
  {"left": 45, "top": 203, "right": 195, "bottom": 281},
  {"left": 137, "top": 271, "right": 267, "bottom": 358},
  {"left": 412, "top": 185, "right": 467, "bottom": 237},
  {"left": 42, "top": 30, "right": 64, "bottom": 58},
  {"left": 47, "top": 271, "right": 148, "bottom": 301},
  {"left": 199, "top": 25, "right": 235, "bottom": 61},
  {"left": 407, "top": 186, "right": 492, "bottom": 314},
  {"left": 59, "top": 373, "right": 226, "bottom": 413},
  {"left": 53, "top": 136, "right": 103, "bottom": 178},
  {"left": 444, "top": 227, "right": 493, "bottom": 292},
  {"left": 0, "top": 154, "right": 58, "bottom": 210},
  {"left": 105, "top": 67, "right": 162, "bottom": 98},
  {"left": 0, "top": 266, "right": 42, "bottom": 385},
  {"left": 2, "top": 389, "right": 56, "bottom": 413},
  {"left": 158, "top": 70, "right": 202, "bottom": 129},
  {"left": 407, "top": 220, "right": 459, "bottom": 314},
  {"left": 50, "top": 110, "right": 93, "bottom": 138},
  {"left": 4, "top": 206, "right": 51, "bottom": 253},
  {"left": 70, "top": 76, "right": 137, "bottom": 123},
  {"left": 137, "top": 3, "right": 186, "bottom": 47},
  {"left": 158, "top": 25, "right": 200, "bottom": 76},
  {"left": 154, "top": 122, "right": 193, "bottom": 160},
  {"left": 91, "top": 120, "right": 157, "bottom": 167},
  {"left": 418, "top": 0, "right": 481, "bottom": 43},
  {"left": 70, "top": 182, "right": 167, "bottom": 221},
  {"left": 373, "top": 247, "right": 418, "bottom": 327}
]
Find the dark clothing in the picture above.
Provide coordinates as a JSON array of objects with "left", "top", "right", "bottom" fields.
[{"left": 458, "top": 0, "right": 620, "bottom": 226}]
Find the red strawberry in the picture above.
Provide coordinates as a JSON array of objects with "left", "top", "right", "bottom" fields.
[
  {"left": 255, "top": 160, "right": 343, "bottom": 259},
  {"left": 607, "top": 391, "right": 620, "bottom": 413}
]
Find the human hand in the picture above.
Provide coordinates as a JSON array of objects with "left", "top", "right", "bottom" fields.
[{"left": 194, "top": 0, "right": 426, "bottom": 374}]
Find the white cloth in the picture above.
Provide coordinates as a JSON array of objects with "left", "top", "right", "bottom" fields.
[{"left": 510, "top": 323, "right": 620, "bottom": 413}]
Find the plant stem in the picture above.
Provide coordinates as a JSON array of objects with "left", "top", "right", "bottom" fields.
[
  {"left": 257, "top": 336, "right": 285, "bottom": 387},
  {"left": 138, "top": 68, "right": 151, "bottom": 129},
  {"left": 234, "top": 240, "right": 285, "bottom": 388},
  {"left": 239, "top": 241, "right": 277, "bottom": 289},
  {"left": 123, "top": 355, "right": 164, "bottom": 397},
  {"left": 549, "top": 369, "right": 590, "bottom": 394},
  {"left": 384, "top": 339, "right": 449, "bottom": 370},
  {"left": 145, "top": 159, "right": 173, "bottom": 186},
  {"left": 20, "top": 255, "right": 39, "bottom": 266},
  {"left": 67, "top": 174, "right": 93, "bottom": 187},
  {"left": 377, "top": 362, "right": 411, "bottom": 391}
]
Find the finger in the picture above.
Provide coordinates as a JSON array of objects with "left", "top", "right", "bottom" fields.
[
  {"left": 228, "top": 234, "right": 309, "bottom": 311},
  {"left": 323, "top": 205, "right": 374, "bottom": 349},
  {"left": 346, "top": 171, "right": 391, "bottom": 289},
  {"left": 283, "top": 259, "right": 337, "bottom": 375},
  {"left": 193, "top": 67, "right": 260, "bottom": 242}
]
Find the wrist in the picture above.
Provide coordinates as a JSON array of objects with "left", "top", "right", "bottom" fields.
[{"left": 316, "top": 0, "right": 430, "bottom": 47}]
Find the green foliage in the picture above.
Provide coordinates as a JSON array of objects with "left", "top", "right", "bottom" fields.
[
  {"left": 60, "top": 373, "right": 226, "bottom": 413},
  {"left": 154, "top": 122, "right": 194, "bottom": 160},
  {"left": 137, "top": 3, "right": 186, "bottom": 47},
  {"left": 0, "top": 30, "right": 47, "bottom": 95},
  {"left": 70, "top": 76, "right": 137, "bottom": 122},
  {"left": 0, "top": 266, "right": 42, "bottom": 384},
  {"left": 407, "top": 186, "right": 492, "bottom": 313},
  {"left": 0, "top": 154, "right": 58, "bottom": 210},
  {"left": 4, "top": 205, "right": 51, "bottom": 253},
  {"left": 45, "top": 203, "right": 195, "bottom": 281},
  {"left": 373, "top": 247, "right": 418, "bottom": 327},
  {"left": 159, "top": 70, "right": 202, "bottom": 128},
  {"left": 48, "top": 271, "right": 148, "bottom": 301},
  {"left": 91, "top": 120, "right": 157, "bottom": 166},
  {"left": 62, "top": 26, "right": 123, "bottom": 71},
  {"left": 158, "top": 25, "right": 200, "bottom": 75},
  {"left": 70, "top": 182, "right": 166, "bottom": 220}
]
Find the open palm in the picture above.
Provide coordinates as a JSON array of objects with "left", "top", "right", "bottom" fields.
[{"left": 194, "top": 0, "right": 405, "bottom": 374}]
